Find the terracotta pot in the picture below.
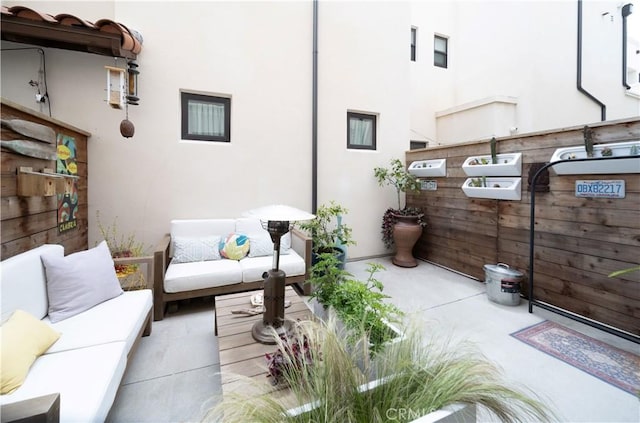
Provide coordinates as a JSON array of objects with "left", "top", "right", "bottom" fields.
[{"left": 391, "top": 214, "right": 422, "bottom": 268}]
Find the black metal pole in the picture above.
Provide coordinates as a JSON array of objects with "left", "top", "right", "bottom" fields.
[{"left": 311, "top": 0, "right": 318, "bottom": 214}]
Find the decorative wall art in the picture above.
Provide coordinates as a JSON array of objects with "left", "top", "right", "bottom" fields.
[{"left": 56, "top": 134, "right": 78, "bottom": 233}]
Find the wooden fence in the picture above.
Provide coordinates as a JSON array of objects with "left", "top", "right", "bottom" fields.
[
  {"left": 406, "top": 117, "right": 640, "bottom": 337},
  {"left": 1, "top": 99, "right": 90, "bottom": 259}
]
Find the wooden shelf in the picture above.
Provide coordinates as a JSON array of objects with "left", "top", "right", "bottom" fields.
[{"left": 16, "top": 167, "right": 78, "bottom": 197}]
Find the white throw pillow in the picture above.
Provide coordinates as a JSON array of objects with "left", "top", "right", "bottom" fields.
[
  {"left": 41, "top": 241, "right": 123, "bottom": 323},
  {"left": 247, "top": 232, "right": 291, "bottom": 257},
  {"left": 248, "top": 232, "right": 274, "bottom": 257},
  {"left": 281, "top": 232, "right": 291, "bottom": 254},
  {"left": 172, "top": 236, "right": 221, "bottom": 263}
]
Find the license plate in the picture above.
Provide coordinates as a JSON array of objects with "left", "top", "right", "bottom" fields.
[
  {"left": 421, "top": 180, "right": 437, "bottom": 191},
  {"left": 575, "top": 180, "right": 625, "bottom": 199}
]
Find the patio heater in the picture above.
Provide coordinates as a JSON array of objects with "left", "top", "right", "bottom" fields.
[{"left": 244, "top": 205, "right": 315, "bottom": 344}]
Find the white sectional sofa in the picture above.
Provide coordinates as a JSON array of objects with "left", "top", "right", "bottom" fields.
[
  {"left": 153, "top": 218, "right": 312, "bottom": 320},
  {"left": 0, "top": 244, "right": 153, "bottom": 423}
]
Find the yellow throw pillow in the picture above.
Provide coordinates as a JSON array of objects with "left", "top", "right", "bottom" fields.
[{"left": 1, "top": 310, "right": 61, "bottom": 394}]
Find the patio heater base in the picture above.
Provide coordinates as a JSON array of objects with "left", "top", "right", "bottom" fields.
[
  {"left": 251, "top": 268, "right": 294, "bottom": 344},
  {"left": 251, "top": 319, "right": 294, "bottom": 345}
]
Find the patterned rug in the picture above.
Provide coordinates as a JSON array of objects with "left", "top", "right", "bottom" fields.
[{"left": 511, "top": 320, "right": 640, "bottom": 395}]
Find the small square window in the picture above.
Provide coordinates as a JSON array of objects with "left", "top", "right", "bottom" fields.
[
  {"left": 181, "top": 92, "right": 230, "bottom": 142},
  {"left": 411, "top": 27, "right": 417, "bottom": 62},
  {"left": 434, "top": 35, "right": 448, "bottom": 68},
  {"left": 347, "top": 112, "right": 376, "bottom": 150},
  {"left": 410, "top": 141, "right": 428, "bottom": 150}
]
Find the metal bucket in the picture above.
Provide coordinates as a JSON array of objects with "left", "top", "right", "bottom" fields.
[{"left": 483, "top": 263, "right": 523, "bottom": 306}]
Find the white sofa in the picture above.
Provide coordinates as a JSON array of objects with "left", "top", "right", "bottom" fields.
[
  {"left": 153, "top": 218, "right": 312, "bottom": 320},
  {"left": 0, "top": 244, "right": 153, "bottom": 423}
]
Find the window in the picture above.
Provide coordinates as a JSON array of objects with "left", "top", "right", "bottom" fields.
[
  {"left": 347, "top": 112, "right": 376, "bottom": 150},
  {"left": 410, "top": 141, "right": 427, "bottom": 150},
  {"left": 434, "top": 35, "right": 448, "bottom": 68},
  {"left": 410, "top": 27, "right": 417, "bottom": 61},
  {"left": 181, "top": 92, "right": 230, "bottom": 142}
]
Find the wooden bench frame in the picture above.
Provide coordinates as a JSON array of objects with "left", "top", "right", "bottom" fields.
[{"left": 152, "top": 229, "right": 312, "bottom": 321}]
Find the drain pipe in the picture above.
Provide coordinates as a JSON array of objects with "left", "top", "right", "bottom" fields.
[
  {"left": 577, "top": 0, "right": 607, "bottom": 121},
  {"left": 622, "top": 3, "right": 633, "bottom": 89},
  {"left": 312, "top": 0, "right": 318, "bottom": 213}
]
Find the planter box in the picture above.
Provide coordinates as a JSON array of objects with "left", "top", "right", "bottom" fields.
[
  {"left": 549, "top": 141, "right": 640, "bottom": 175},
  {"left": 462, "top": 153, "right": 522, "bottom": 176},
  {"left": 462, "top": 177, "right": 522, "bottom": 200},
  {"left": 408, "top": 159, "right": 447, "bottom": 177},
  {"left": 310, "top": 299, "right": 403, "bottom": 344},
  {"left": 294, "top": 299, "right": 476, "bottom": 422}
]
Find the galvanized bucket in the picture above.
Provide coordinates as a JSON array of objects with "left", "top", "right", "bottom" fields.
[{"left": 483, "top": 263, "right": 523, "bottom": 306}]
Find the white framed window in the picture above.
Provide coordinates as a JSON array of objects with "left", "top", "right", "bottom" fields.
[{"left": 181, "top": 91, "right": 231, "bottom": 142}]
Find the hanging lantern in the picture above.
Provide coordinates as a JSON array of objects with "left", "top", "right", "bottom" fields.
[{"left": 126, "top": 60, "right": 139, "bottom": 105}]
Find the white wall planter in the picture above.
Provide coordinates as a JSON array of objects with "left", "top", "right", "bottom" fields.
[
  {"left": 549, "top": 141, "right": 640, "bottom": 175},
  {"left": 462, "top": 153, "right": 522, "bottom": 176},
  {"left": 408, "top": 159, "right": 447, "bottom": 177},
  {"left": 462, "top": 177, "right": 522, "bottom": 200}
]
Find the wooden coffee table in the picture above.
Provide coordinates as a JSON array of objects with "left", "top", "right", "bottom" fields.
[{"left": 215, "top": 286, "right": 312, "bottom": 395}]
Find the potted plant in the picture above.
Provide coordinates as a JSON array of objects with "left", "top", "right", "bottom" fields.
[
  {"left": 297, "top": 201, "right": 355, "bottom": 268},
  {"left": 205, "top": 318, "right": 555, "bottom": 422},
  {"left": 265, "top": 332, "right": 314, "bottom": 387},
  {"left": 308, "top": 253, "right": 403, "bottom": 354},
  {"left": 96, "top": 210, "right": 148, "bottom": 289},
  {"left": 374, "top": 158, "right": 426, "bottom": 268},
  {"left": 462, "top": 176, "right": 523, "bottom": 200},
  {"left": 550, "top": 126, "right": 640, "bottom": 175}
]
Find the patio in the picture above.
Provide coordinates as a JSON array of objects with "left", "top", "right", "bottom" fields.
[{"left": 107, "top": 257, "right": 639, "bottom": 423}]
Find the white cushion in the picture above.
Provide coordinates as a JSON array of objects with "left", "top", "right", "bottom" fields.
[
  {"left": 0, "top": 245, "right": 63, "bottom": 322},
  {"left": 164, "top": 259, "right": 243, "bottom": 293},
  {"left": 170, "top": 219, "right": 236, "bottom": 255},
  {"left": 240, "top": 250, "right": 306, "bottom": 282},
  {"left": 41, "top": 241, "right": 123, "bottom": 323},
  {"left": 235, "top": 218, "right": 264, "bottom": 234},
  {"left": 247, "top": 231, "right": 274, "bottom": 257},
  {"left": 236, "top": 218, "right": 291, "bottom": 256},
  {"left": 0, "top": 342, "right": 127, "bottom": 423},
  {"left": 45, "top": 289, "right": 152, "bottom": 354},
  {"left": 172, "top": 236, "right": 221, "bottom": 263}
]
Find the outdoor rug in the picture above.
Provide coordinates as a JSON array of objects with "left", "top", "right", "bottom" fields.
[{"left": 511, "top": 320, "right": 640, "bottom": 395}]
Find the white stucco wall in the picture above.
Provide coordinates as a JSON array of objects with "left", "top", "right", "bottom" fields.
[
  {"left": 409, "top": 0, "right": 640, "bottom": 145},
  {"left": 316, "top": 1, "right": 411, "bottom": 259},
  {"left": 1, "top": 0, "right": 638, "bottom": 260},
  {"left": 2, "top": 1, "right": 316, "bottom": 255}
]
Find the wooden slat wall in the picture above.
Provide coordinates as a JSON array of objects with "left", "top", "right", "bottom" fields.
[
  {"left": 1, "top": 99, "right": 90, "bottom": 259},
  {"left": 406, "top": 117, "right": 640, "bottom": 336}
]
